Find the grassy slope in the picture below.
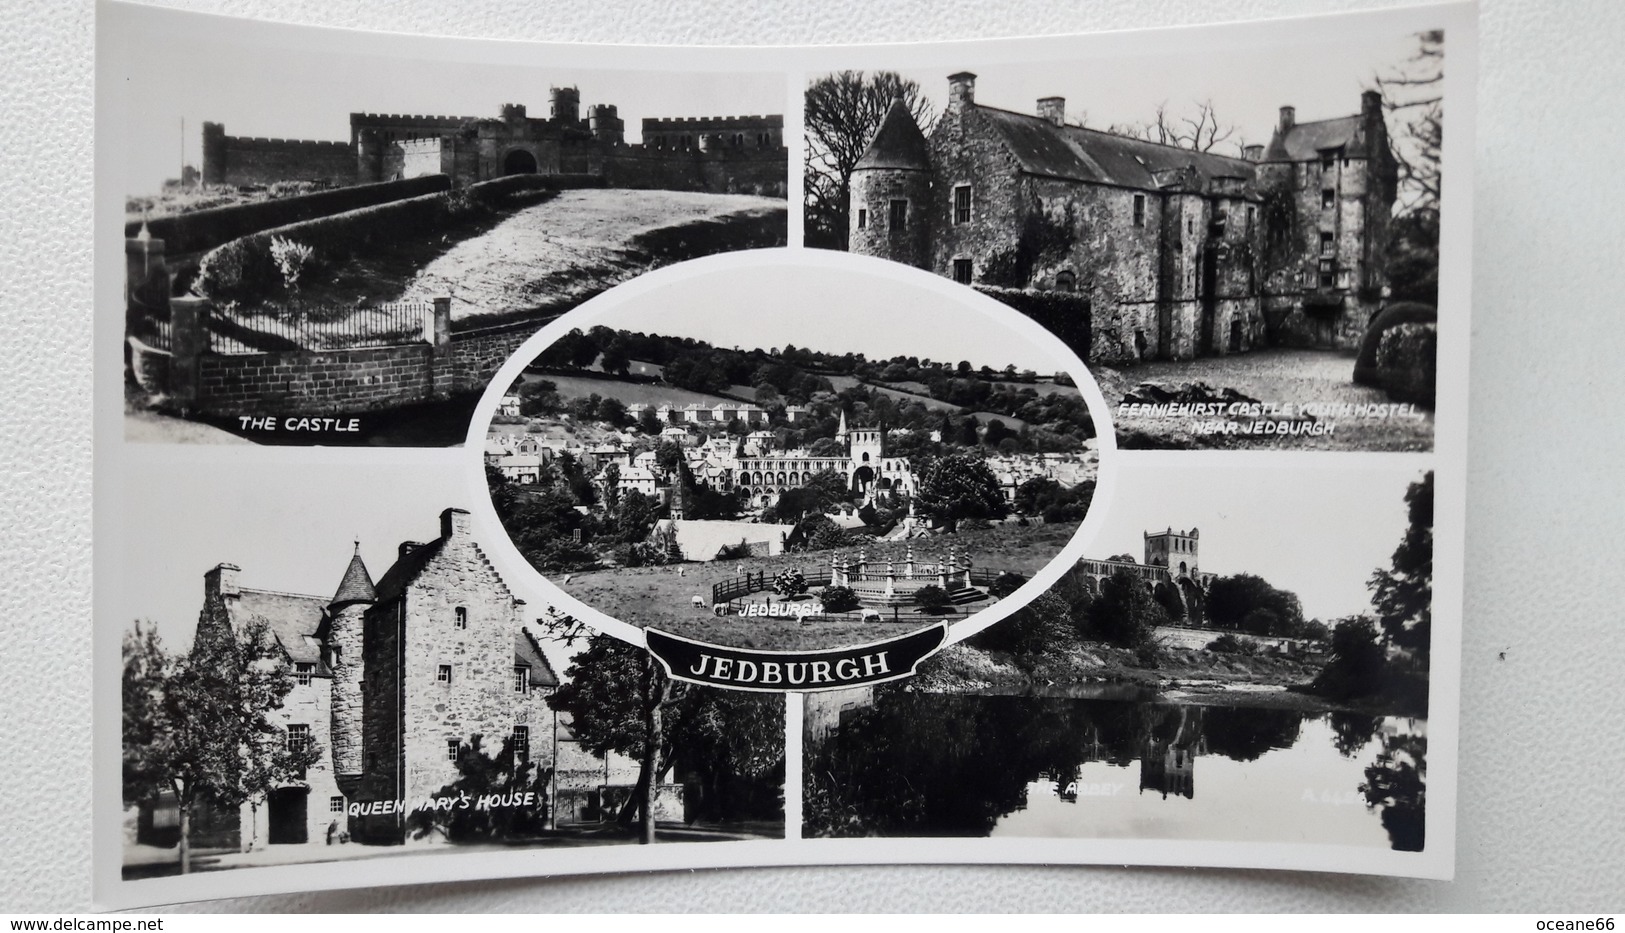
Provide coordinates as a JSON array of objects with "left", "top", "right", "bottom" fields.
[{"left": 555, "top": 520, "right": 1082, "bottom": 651}]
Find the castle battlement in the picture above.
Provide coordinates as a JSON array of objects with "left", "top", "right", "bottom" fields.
[
  {"left": 229, "top": 136, "right": 351, "bottom": 149},
  {"left": 351, "top": 113, "right": 471, "bottom": 124}
]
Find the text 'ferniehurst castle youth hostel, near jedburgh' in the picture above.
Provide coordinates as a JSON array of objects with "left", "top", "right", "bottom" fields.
[{"left": 848, "top": 73, "right": 1398, "bottom": 360}]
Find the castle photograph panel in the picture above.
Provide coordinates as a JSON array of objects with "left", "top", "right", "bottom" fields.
[
  {"left": 116, "top": 461, "right": 784, "bottom": 881},
  {"left": 112, "top": 20, "right": 788, "bottom": 447},
  {"left": 807, "top": 28, "right": 1445, "bottom": 451},
  {"left": 806, "top": 460, "right": 1433, "bottom": 856},
  {"left": 479, "top": 258, "right": 1106, "bottom": 655}
]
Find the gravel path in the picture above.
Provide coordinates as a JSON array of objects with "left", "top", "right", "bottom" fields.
[{"left": 1095, "top": 348, "right": 1435, "bottom": 451}]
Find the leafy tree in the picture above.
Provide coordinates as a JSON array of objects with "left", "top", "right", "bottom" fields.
[
  {"left": 804, "top": 71, "right": 934, "bottom": 249},
  {"left": 409, "top": 734, "right": 549, "bottom": 842},
  {"left": 1206, "top": 573, "right": 1305, "bottom": 632},
  {"left": 773, "top": 568, "right": 809, "bottom": 598},
  {"left": 1085, "top": 569, "right": 1166, "bottom": 648},
  {"left": 915, "top": 455, "right": 1007, "bottom": 530},
  {"left": 1310, "top": 616, "right": 1388, "bottom": 701},
  {"left": 599, "top": 338, "right": 632, "bottom": 377},
  {"left": 121, "top": 618, "right": 317, "bottom": 873},
  {"left": 637, "top": 406, "right": 662, "bottom": 435},
  {"left": 914, "top": 584, "right": 951, "bottom": 613},
  {"left": 1369, "top": 471, "right": 1432, "bottom": 655},
  {"left": 820, "top": 585, "right": 860, "bottom": 613},
  {"left": 969, "top": 590, "right": 1072, "bottom": 658},
  {"left": 544, "top": 633, "right": 782, "bottom": 842}
]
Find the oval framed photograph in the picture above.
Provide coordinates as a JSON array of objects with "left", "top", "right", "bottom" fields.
[{"left": 466, "top": 250, "right": 1118, "bottom": 690}]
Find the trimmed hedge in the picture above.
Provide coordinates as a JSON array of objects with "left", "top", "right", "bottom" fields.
[
  {"left": 194, "top": 178, "right": 559, "bottom": 304},
  {"left": 1353, "top": 301, "right": 1436, "bottom": 387},
  {"left": 126, "top": 175, "right": 452, "bottom": 255},
  {"left": 973, "top": 285, "right": 1092, "bottom": 361},
  {"left": 1374, "top": 322, "right": 1438, "bottom": 409}
]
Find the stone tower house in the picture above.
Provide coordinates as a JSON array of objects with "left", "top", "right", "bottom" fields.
[{"left": 849, "top": 72, "right": 1398, "bottom": 359}]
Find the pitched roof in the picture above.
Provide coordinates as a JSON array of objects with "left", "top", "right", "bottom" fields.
[
  {"left": 234, "top": 588, "right": 329, "bottom": 672},
  {"left": 970, "top": 105, "right": 1256, "bottom": 190},
  {"left": 515, "top": 629, "right": 561, "bottom": 688},
  {"left": 331, "top": 548, "right": 376, "bottom": 606},
  {"left": 855, "top": 98, "right": 933, "bottom": 172},
  {"left": 650, "top": 518, "right": 793, "bottom": 561},
  {"left": 371, "top": 538, "right": 446, "bottom": 605},
  {"left": 1264, "top": 115, "right": 1366, "bottom": 162}
]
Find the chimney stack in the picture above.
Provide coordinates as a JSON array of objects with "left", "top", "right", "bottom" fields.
[
  {"left": 398, "top": 541, "right": 422, "bottom": 560},
  {"left": 1361, "top": 89, "right": 1383, "bottom": 116},
  {"left": 1278, "top": 106, "right": 1296, "bottom": 132},
  {"left": 1037, "top": 96, "right": 1066, "bottom": 126},
  {"left": 205, "top": 563, "right": 241, "bottom": 600},
  {"left": 948, "top": 72, "right": 977, "bottom": 109},
  {"left": 440, "top": 507, "right": 472, "bottom": 540}
]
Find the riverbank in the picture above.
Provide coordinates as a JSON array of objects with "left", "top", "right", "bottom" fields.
[{"left": 911, "top": 641, "right": 1399, "bottom": 715}]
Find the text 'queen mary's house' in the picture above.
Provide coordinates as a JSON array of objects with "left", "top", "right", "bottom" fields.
[
  {"left": 171, "top": 508, "right": 576, "bottom": 849},
  {"left": 848, "top": 73, "right": 1397, "bottom": 361}
]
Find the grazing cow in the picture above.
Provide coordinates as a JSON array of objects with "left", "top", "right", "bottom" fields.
[
  {"left": 691, "top": 595, "right": 705, "bottom": 608},
  {"left": 861, "top": 608, "right": 883, "bottom": 622}
]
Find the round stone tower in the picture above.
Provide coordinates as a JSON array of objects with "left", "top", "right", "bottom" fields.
[
  {"left": 327, "top": 543, "right": 375, "bottom": 783},
  {"left": 849, "top": 97, "right": 934, "bottom": 269}
]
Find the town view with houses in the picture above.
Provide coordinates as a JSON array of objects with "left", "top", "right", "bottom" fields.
[{"left": 484, "top": 326, "right": 1099, "bottom": 650}]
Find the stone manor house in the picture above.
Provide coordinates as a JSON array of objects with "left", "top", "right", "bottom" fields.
[
  {"left": 849, "top": 73, "right": 1398, "bottom": 360},
  {"left": 138, "top": 508, "right": 639, "bottom": 851},
  {"left": 203, "top": 86, "right": 786, "bottom": 196}
]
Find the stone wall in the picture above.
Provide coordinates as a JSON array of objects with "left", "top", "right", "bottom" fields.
[
  {"left": 203, "top": 123, "right": 358, "bottom": 187},
  {"left": 602, "top": 147, "right": 788, "bottom": 198}
]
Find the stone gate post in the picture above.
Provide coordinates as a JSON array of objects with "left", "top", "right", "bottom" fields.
[
  {"left": 167, "top": 296, "right": 209, "bottom": 408},
  {"left": 428, "top": 296, "right": 454, "bottom": 400}
]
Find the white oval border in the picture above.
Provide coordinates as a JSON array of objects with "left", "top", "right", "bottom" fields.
[{"left": 462, "top": 248, "right": 1120, "bottom": 653}]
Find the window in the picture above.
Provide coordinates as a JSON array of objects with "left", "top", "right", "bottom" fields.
[
  {"left": 295, "top": 662, "right": 314, "bottom": 686},
  {"left": 514, "top": 665, "right": 530, "bottom": 694},
  {"left": 1132, "top": 194, "right": 1146, "bottom": 228},
  {"left": 1055, "top": 270, "right": 1076, "bottom": 292},
  {"left": 1321, "top": 150, "right": 1336, "bottom": 171},
  {"left": 1322, "top": 189, "right": 1335, "bottom": 210},
  {"left": 287, "top": 724, "right": 310, "bottom": 754},
  {"left": 856, "top": 208, "right": 867, "bottom": 229},
  {"left": 1319, "top": 259, "right": 1337, "bottom": 288},
  {"left": 512, "top": 726, "right": 530, "bottom": 764},
  {"left": 437, "top": 664, "right": 452, "bottom": 684},
  {"left": 329, "top": 795, "right": 345, "bottom": 814},
  {"left": 953, "top": 185, "right": 972, "bottom": 224},
  {"left": 1246, "top": 205, "right": 1256, "bottom": 232},
  {"left": 1320, "top": 231, "right": 1335, "bottom": 256},
  {"left": 446, "top": 738, "right": 459, "bottom": 762},
  {"left": 888, "top": 199, "right": 909, "bottom": 231},
  {"left": 952, "top": 259, "right": 973, "bottom": 285},
  {"left": 454, "top": 607, "right": 467, "bottom": 630}
]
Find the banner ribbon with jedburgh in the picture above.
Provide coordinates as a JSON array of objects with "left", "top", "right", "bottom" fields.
[{"left": 644, "top": 624, "right": 949, "bottom": 692}]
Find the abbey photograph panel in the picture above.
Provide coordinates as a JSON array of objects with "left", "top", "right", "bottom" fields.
[
  {"left": 110, "top": 459, "right": 785, "bottom": 897},
  {"left": 806, "top": 26, "right": 1447, "bottom": 451},
  {"left": 105, "top": 2, "right": 788, "bottom": 448},
  {"left": 805, "top": 459, "right": 1438, "bottom": 871}
]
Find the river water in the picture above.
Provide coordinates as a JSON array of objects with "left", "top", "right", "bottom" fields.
[{"left": 803, "top": 688, "right": 1425, "bottom": 851}]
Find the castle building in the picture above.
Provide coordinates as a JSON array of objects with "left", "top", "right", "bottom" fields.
[
  {"left": 177, "top": 508, "right": 565, "bottom": 849},
  {"left": 848, "top": 73, "right": 1396, "bottom": 358},
  {"left": 732, "top": 414, "right": 915, "bottom": 509},
  {"left": 201, "top": 89, "right": 786, "bottom": 196},
  {"left": 1076, "top": 527, "right": 1217, "bottom": 624}
]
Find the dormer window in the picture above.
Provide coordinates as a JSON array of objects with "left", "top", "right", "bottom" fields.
[
  {"left": 514, "top": 665, "right": 530, "bottom": 694},
  {"left": 295, "top": 662, "right": 314, "bottom": 686}
]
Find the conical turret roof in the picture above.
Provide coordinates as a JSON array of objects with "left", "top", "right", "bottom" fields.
[
  {"left": 331, "top": 543, "right": 376, "bottom": 607},
  {"left": 854, "top": 98, "right": 932, "bottom": 172}
]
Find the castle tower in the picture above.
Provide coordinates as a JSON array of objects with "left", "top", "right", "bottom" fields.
[
  {"left": 849, "top": 97, "right": 934, "bottom": 269},
  {"left": 327, "top": 543, "right": 375, "bottom": 783},
  {"left": 1143, "top": 527, "right": 1200, "bottom": 576},
  {"left": 849, "top": 425, "right": 884, "bottom": 468},
  {"left": 549, "top": 87, "right": 581, "bottom": 126}
]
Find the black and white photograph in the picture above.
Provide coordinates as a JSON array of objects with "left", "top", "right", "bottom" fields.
[
  {"left": 116, "top": 461, "right": 787, "bottom": 886},
  {"left": 475, "top": 255, "right": 1113, "bottom": 659},
  {"left": 806, "top": 461, "right": 1432, "bottom": 858},
  {"left": 805, "top": 28, "right": 1446, "bottom": 451},
  {"left": 112, "top": 10, "right": 789, "bottom": 447}
]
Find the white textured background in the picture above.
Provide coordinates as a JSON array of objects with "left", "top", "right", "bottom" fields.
[{"left": 5, "top": 0, "right": 1623, "bottom": 913}]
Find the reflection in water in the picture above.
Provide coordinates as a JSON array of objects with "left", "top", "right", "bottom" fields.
[{"left": 804, "top": 689, "right": 1426, "bottom": 852}]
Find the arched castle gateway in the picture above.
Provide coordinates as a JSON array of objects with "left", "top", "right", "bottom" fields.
[
  {"left": 1078, "top": 527, "right": 1216, "bottom": 624},
  {"left": 733, "top": 413, "right": 915, "bottom": 509}
]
